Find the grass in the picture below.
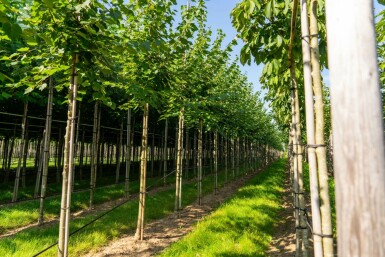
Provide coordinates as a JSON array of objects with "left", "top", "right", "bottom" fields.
[
  {"left": 0, "top": 174, "right": 174, "bottom": 234},
  {"left": 0, "top": 161, "right": 256, "bottom": 256},
  {"left": 158, "top": 159, "right": 287, "bottom": 257}
]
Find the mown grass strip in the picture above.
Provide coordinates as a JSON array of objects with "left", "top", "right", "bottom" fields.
[
  {"left": 158, "top": 158, "right": 287, "bottom": 257},
  {"left": 0, "top": 162, "right": 253, "bottom": 256}
]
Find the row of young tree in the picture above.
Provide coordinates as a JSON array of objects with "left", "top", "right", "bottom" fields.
[
  {"left": 0, "top": 0, "right": 284, "bottom": 256},
  {"left": 232, "top": 0, "right": 385, "bottom": 256}
]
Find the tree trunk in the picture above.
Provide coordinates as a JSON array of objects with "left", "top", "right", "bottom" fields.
[
  {"left": 2, "top": 137, "right": 9, "bottom": 183},
  {"left": 309, "top": 1, "right": 334, "bottom": 255},
  {"left": 193, "top": 131, "right": 197, "bottom": 179},
  {"left": 163, "top": 118, "right": 168, "bottom": 185},
  {"left": 300, "top": 0, "right": 323, "bottom": 255},
  {"left": 236, "top": 137, "right": 240, "bottom": 177},
  {"left": 197, "top": 120, "right": 203, "bottom": 205},
  {"left": 231, "top": 138, "right": 235, "bottom": 179},
  {"left": 213, "top": 130, "right": 218, "bottom": 194},
  {"left": 325, "top": 1, "right": 385, "bottom": 255},
  {"left": 115, "top": 122, "right": 123, "bottom": 184},
  {"left": 289, "top": 1, "right": 309, "bottom": 254},
  {"left": 125, "top": 109, "right": 132, "bottom": 198},
  {"left": 71, "top": 103, "right": 81, "bottom": 192},
  {"left": 38, "top": 78, "right": 54, "bottom": 225},
  {"left": 34, "top": 136, "right": 44, "bottom": 198},
  {"left": 12, "top": 101, "right": 28, "bottom": 202},
  {"left": 135, "top": 103, "right": 149, "bottom": 241},
  {"left": 175, "top": 108, "right": 184, "bottom": 212},
  {"left": 79, "top": 129, "right": 85, "bottom": 180},
  {"left": 57, "top": 128, "right": 63, "bottom": 183},
  {"left": 89, "top": 101, "right": 99, "bottom": 210},
  {"left": 184, "top": 128, "right": 189, "bottom": 180},
  {"left": 58, "top": 54, "right": 78, "bottom": 257},
  {"left": 22, "top": 121, "right": 29, "bottom": 188},
  {"left": 150, "top": 129, "right": 155, "bottom": 178},
  {"left": 224, "top": 133, "right": 228, "bottom": 182}
]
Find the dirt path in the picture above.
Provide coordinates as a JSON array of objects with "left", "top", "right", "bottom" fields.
[
  {"left": 266, "top": 172, "right": 314, "bottom": 257},
  {"left": 83, "top": 170, "right": 261, "bottom": 257},
  {"left": 266, "top": 174, "right": 297, "bottom": 256}
]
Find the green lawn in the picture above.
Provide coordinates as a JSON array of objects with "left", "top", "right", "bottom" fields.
[
  {"left": 0, "top": 161, "right": 255, "bottom": 256},
  {"left": 158, "top": 159, "right": 287, "bottom": 257}
]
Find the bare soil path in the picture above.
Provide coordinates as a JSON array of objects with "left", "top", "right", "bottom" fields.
[
  {"left": 266, "top": 175, "right": 297, "bottom": 256},
  {"left": 266, "top": 172, "right": 314, "bottom": 257},
  {"left": 83, "top": 170, "right": 260, "bottom": 257}
]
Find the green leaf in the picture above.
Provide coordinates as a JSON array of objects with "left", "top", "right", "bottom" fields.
[
  {"left": 24, "top": 87, "right": 34, "bottom": 94},
  {"left": 264, "top": 1, "right": 272, "bottom": 19},
  {"left": 17, "top": 47, "right": 29, "bottom": 52}
]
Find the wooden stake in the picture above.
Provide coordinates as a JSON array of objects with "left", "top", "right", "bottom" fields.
[{"left": 325, "top": 1, "right": 385, "bottom": 255}]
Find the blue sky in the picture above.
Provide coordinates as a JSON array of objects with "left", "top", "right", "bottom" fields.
[{"left": 176, "top": 1, "right": 385, "bottom": 97}]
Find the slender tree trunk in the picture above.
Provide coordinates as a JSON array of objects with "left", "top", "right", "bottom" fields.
[
  {"left": 79, "top": 129, "right": 85, "bottom": 180},
  {"left": 213, "top": 130, "right": 218, "bottom": 194},
  {"left": 135, "top": 103, "right": 149, "bottom": 241},
  {"left": 125, "top": 109, "right": 132, "bottom": 198},
  {"left": 6, "top": 128, "right": 16, "bottom": 183},
  {"left": 150, "top": 129, "right": 155, "bottom": 178},
  {"left": 300, "top": 0, "right": 323, "bottom": 255},
  {"left": 325, "top": 1, "right": 385, "bottom": 255},
  {"left": 289, "top": 1, "right": 309, "bottom": 254},
  {"left": 38, "top": 78, "right": 54, "bottom": 225},
  {"left": 89, "top": 101, "right": 99, "bottom": 210},
  {"left": 58, "top": 54, "right": 78, "bottom": 257},
  {"left": 197, "top": 120, "right": 203, "bottom": 205},
  {"left": 71, "top": 103, "right": 81, "bottom": 192},
  {"left": 2, "top": 137, "right": 9, "bottom": 183},
  {"left": 12, "top": 101, "right": 28, "bottom": 202},
  {"left": 236, "top": 137, "right": 240, "bottom": 177},
  {"left": 34, "top": 135, "right": 44, "bottom": 198},
  {"left": 21, "top": 122, "right": 29, "bottom": 188},
  {"left": 175, "top": 108, "right": 184, "bottom": 212},
  {"left": 185, "top": 128, "right": 189, "bottom": 180},
  {"left": 115, "top": 122, "right": 123, "bottom": 184},
  {"left": 224, "top": 133, "right": 228, "bottom": 182},
  {"left": 309, "top": 1, "right": 334, "bottom": 255},
  {"left": 163, "top": 119, "right": 168, "bottom": 185},
  {"left": 231, "top": 138, "right": 235, "bottom": 179},
  {"left": 57, "top": 128, "right": 63, "bottom": 183},
  {"left": 193, "top": 132, "right": 197, "bottom": 179}
]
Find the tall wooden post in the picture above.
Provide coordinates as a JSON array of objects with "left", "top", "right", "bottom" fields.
[{"left": 325, "top": 1, "right": 385, "bottom": 256}]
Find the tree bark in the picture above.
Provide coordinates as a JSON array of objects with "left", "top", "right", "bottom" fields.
[
  {"left": 163, "top": 118, "right": 168, "bottom": 185},
  {"left": 135, "top": 103, "right": 149, "bottom": 241},
  {"left": 309, "top": 1, "right": 334, "bottom": 255},
  {"left": 21, "top": 121, "right": 29, "bottom": 188},
  {"left": 115, "top": 122, "right": 123, "bottom": 184},
  {"left": 125, "top": 109, "right": 132, "bottom": 198},
  {"left": 12, "top": 101, "right": 28, "bottom": 202},
  {"left": 325, "top": 1, "right": 385, "bottom": 255},
  {"left": 79, "top": 129, "right": 85, "bottom": 180},
  {"left": 197, "top": 120, "right": 203, "bottom": 205},
  {"left": 34, "top": 136, "right": 44, "bottom": 198},
  {"left": 175, "top": 108, "right": 184, "bottom": 212},
  {"left": 58, "top": 54, "right": 78, "bottom": 257},
  {"left": 213, "top": 130, "right": 218, "bottom": 194},
  {"left": 38, "top": 78, "right": 54, "bottom": 225},
  {"left": 300, "top": 0, "right": 323, "bottom": 255},
  {"left": 89, "top": 101, "right": 99, "bottom": 210}
]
